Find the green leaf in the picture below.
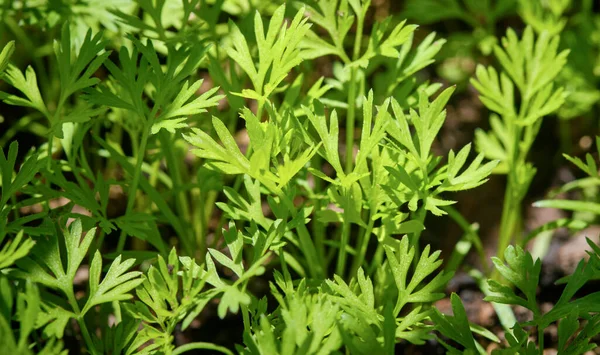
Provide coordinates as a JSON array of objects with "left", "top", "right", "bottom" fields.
[
  {"left": 563, "top": 151, "right": 599, "bottom": 178},
  {"left": 439, "top": 145, "right": 499, "bottom": 192},
  {"left": 127, "top": 248, "right": 214, "bottom": 353},
  {"left": 486, "top": 245, "right": 541, "bottom": 313},
  {"left": 0, "top": 65, "right": 49, "bottom": 116},
  {"left": 431, "top": 293, "right": 489, "bottom": 354},
  {"left": 533, "top": 199, "right": 600, "bottom": 215},
  {"left": 83, "top": 251, "right": 143, "bottom": 314},
  {"left": 471, "top": 65, "right": 515, "bottom": 118},
  {"left": 153, "top": 81, "right": 224, "bottom": 134},
  {"left": 55, "top": 24, "right": 110, "bottom": 101},
  {"left": 357, "top": 18, "right": 417, "bottom": 67},
  {"left": 300, "top": 1, "right": 355, "bottom": 60},
  {"left": 227, "top": 4, "right": 311, "bottom": 99},
  {"left": 0, "top": 230, "right": 36, "bottom": 270},
  {"left": 494, "top": 26, "right": 569, "bottom": 100},
  {"left": 184, "top": 117, "right": 251, "bottom": 176},
  {"left": 14, "top": 220, "right": 93, "bottom": 292},
  {"left": 384, "top": 238, "right": 453, "bottom": 314},
  {"left": 0, "top": 141, "right": 43, "bottom": 216},
  {"left": 523, "top": 218, "right": 588, "bottom": 245},
  {"left": 303, "top": 101, "right": 345, "bottom": 178},
  {"left": 0, "top": 41, "right": 15, "bottom": 75}
]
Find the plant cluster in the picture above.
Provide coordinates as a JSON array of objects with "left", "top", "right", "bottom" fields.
[{"left": 0, "top": 0, "right": 599, "bottom": 354}]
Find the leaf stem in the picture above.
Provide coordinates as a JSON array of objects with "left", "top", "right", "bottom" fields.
[
  {"left": 117, "top": 121, "right": 152, "bottom": 252},
  {"left": 77, "top": 317, "right": 97, "bottom": 354},
  {"left": 350, "top": 214, "right": 374, "bottom": 277},
  {"left": 494, "top": 177, "right": 521, "bottom": 279},
  {"left": 160, "top": 133, "right": 195, "bottom": 256},
  {"left": 469, "top": 268, "right": 517, "bottom": 337},
  {"left": 279, "top": 192, "right": 323, "bottom": 279},
  {"left": 336, "top": 217, "right": 351, "bottom": 277},
  {"left": 66, "top": 289, "right": 96, "bottom": 353},
  {"left": 494, "top": 96, "right": 531, "bottom": 278},
  {"left": 344, "top": 11, "right": 365, "bottom": 174},
  {"left": 311, "top": 155, "right": 326, "bottom": 265},
  {"left": 443, "top": 205, "right": 489, "bottom": 275},
  {"left": 345, "top": 68, "right": 358, "bottom": 174},
  {"left": 172, "top": 342, "right": 234, "bottom": 355},
  {"left": 241, "top": 303, "right": 251, "bottom": 333},
  {"left": 410, "top": 206, "right": 427, "bottom": 264},
  {"left": 367, "top": 225, "right": 385, "bottom": 275}
]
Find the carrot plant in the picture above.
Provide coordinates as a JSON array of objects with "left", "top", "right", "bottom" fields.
[{"left": 0, "top": 0, "right": 599, "bottom": 354}]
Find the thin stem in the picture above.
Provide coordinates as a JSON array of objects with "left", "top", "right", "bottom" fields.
[
  {"left": 345, "top": 68, "right": 358, "bottom": 174},
  {"left": 367, "top": 227, "right": 385, "bottom": 275},
  {"left": 160, "top": 133, "right": 194, "bottom": 255},
  {"left": 46, "top": 136, "right": 54, "bottom": 171},
  {"left": 468, "top": 268, "right": 517, "bottom": 336},
  {"left": 77, "top": 318, "right": 96, "bottom": 354},
  {"left": 201, "top": 190, "right": 219, "bottom": 251},
  {"left": 494, "top": 97, "right": 531, "bottom": 278},
  {"left": 336, "top": 217, "right": 351, "bottom": 277},
  {"left": 493, "top": 178, "right": 521, "bottom": 280},
  {"left": 279, "top": 192, "right": 323, "bottom": 279},
  {"left": 443, "top": 205, "right": 489, "bottom": 275},
  {"left": 410, "top": 206, "right": 427, "bottom": 265},
  {"left": 350, "top": 214, "right": 374, "bottom": 277},
  {"left": 172, "top": 342, "right": 234, "bottom": 355},
  {"left": 66, "top": 290, "right": 96, "bottom": 354},
  {"left": 117, "top": 122, "right": 152, "bottom": 252},
  {"left": 311, "top": 155, "right": 326, "bottom": 263},
  {"left": 344, "top": 12, "right": 365, "bottom": 174},
  {"left": 46, "top": 96, "right": 66, "bottom": 172},
  {"left": 191, "top": 186, "right": 206, "bottom": 261},
  {"left": 241, "top": 304, "right": 251, "bottom": 334},
  {"left": 298, "top": 220, "right": 324, "bottom": 279}
]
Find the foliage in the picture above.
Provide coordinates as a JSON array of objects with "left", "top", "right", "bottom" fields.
[
  {"left": 1, "top": 0, "right": 599, "bottom": 354},
  {"left": 435, "top": 240, "right": 600, "bottom": 354}
]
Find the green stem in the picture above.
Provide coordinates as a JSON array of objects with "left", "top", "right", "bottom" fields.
[
  {"left": 311, "top": 155, "right": 326, "bottom": 264},
  {"left": 191, "top": 186, "right": 207, "bottom": 261},
  {"left": 493, "top": 176, "right": 522, "bottom": 279},
  {"left": 350, "top": 215, "right": 374, "bottom": 277},
  {"left": 77, "top": 317, "right": 96, "bottom": 354},
  {"left": 298, "top": 219, "right": 323, "bottom": 279},
  {"left": 279, "top": 192, "right": 323, "bottom": 279},
  {"left": 241, "top": 304, "right": 251, "bottom": 334},
  {"left": 161, "top": 133, "right": 194, "bottom": 255},
  {"left": 202, "top": 190, "right": 219, "bottom": 251},
  {"left": 410, "top": 207, "right": 427, "bottom": 264},
  {"left": 468, "top": 269, "right": 517, "bottom": 336},
  {"left": 66, "top": 290, "right": 96, "bottom": 354},
  {"left": 336, "top": 217, "right": 351, "bottom": 277},
  {"left": 367, "top": 227, "right": 385, "bottom": 275},
  {"left": 46, "top": 135, "right": 54, "bottom": 171},
  {"left": 344, "top": 12, "right": 365, "bottom": 174},
  {"left": 537, "top": 325, "right": 544, "bottom": 355},
  {"left": 494, "top": 96, "right": 530, "bottom": 277},
  {"left": 443, "top": 205, "right": 489, "bottom": 275},
  {"left": 345, "top": 68, "right": 358, "bottom": 174},
  {"left": 172, "top": 342, "right": 234, "bottom": 355},
  {"left": 117, "top": 123, "right": 152, "bottom": 252}
]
